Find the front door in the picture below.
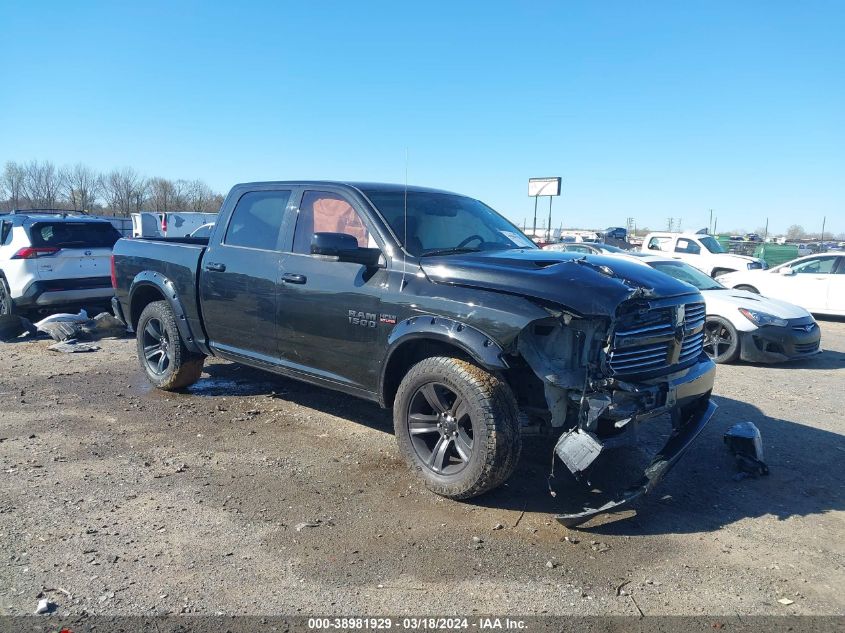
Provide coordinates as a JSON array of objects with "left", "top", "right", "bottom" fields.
[
  {"left": 199, "top": 189, "right": 293, "bottom": 358},
  {"left": 276, "top": 189, "right": 385, "bottom": 391},
  {"left": 783, "top": 255, "right": 838, "bottom": 313}
]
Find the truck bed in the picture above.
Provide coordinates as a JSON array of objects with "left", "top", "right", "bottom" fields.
[{"left": 112, "top": 237, "right": 207, "bottom": 340}]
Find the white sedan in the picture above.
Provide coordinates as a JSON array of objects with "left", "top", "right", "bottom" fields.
[
  {"left": 610, "top": 254, "right": 821, "bottom": 364},
  {"left": 717, "top": 253, "right": 845, "bottom": 317}
]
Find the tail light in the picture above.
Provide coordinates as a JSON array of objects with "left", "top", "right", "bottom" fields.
[
  {"left": 161, "top": 213, "right": 167, "bottom": 234},
  {"left": 110, "top": 254, "right": 118, "bottom": 289},
  {"left": 12, "top": 247, "right": 60, "bottom": 259}
]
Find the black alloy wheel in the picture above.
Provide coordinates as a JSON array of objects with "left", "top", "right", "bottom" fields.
[{"left": 407, "top": 381, "right": 474, "bottom": 475}]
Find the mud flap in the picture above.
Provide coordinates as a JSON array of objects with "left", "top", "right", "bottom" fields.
[{"left": 555, "top": 399, "right": 717, "bottom": 527}]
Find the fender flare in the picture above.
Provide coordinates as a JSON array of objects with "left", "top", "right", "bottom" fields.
[
  {"left": 380, "top": 314, "right": 508, "bottom": 397},
  {"left": 128, "top": 271, "right": 203, "bottom": 354}
]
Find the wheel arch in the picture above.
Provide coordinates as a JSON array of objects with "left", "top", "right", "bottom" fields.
[
  {"left": 128, "top": 272, "right": 202, "bottom": 354},
  {"left": 379, "top": 315, "right": 508, "bottom": 408}
]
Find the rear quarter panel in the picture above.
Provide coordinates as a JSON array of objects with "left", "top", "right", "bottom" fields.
[{"left": 113, "top": 238, "right": 206, "bottom": 340}]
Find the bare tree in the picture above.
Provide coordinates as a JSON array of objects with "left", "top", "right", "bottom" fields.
[
  {"left": 22, "top": 160, "right": 63, "bottom": 208},
  {"left": 148, "top": 177, "right": 176, "bottom": 212},
  {"left": 103, "top": 168, "right": 147, "bottom": 217},
  {"left": 1, "top": 161, "right": 26, "bottom": 210},
  {"left": 786, "top": 224, "right": 806, "bottom": 240},
  {"left": 62, "top": 163, "right": 102, "bottom": 211},
  {"left": 184, "top": 179, "right": 214, "bottom": 212}
]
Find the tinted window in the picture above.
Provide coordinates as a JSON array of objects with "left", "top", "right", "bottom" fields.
[
  {"left": 675, "top": 238, "right": 701, "bottom": 254},
  {"left": 1, "top": 221, "right": 11, "bottom": 244},
  {"left": 292, "top": 191, "right": 372, "bottom": 254},
  {"left": 224, "top": 190, "right": 291, "bottom": 250},
  {"left": 791, "top": 257, "right": 837, "bottom": 274},
  {"left": 29, "top": 222, "right": 120, "bottom": 248},
  {"left": 364, "top": 190, "right": 535, "bottom": 256}
]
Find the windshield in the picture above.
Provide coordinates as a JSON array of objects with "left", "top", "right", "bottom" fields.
[
  {"left": 29, "top": 221, "right": 121, "bottom": 249},
  {"left": 699, "top": 236, "right": 726, "bottom": 253},
  {"left": 650, "top": 261, "right": 724, "bottom": 290},
  {"left": 363, "top": 190, "right": 536, "bottom": 256}
]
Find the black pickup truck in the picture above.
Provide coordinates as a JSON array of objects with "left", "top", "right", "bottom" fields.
[{"left": 112, "top": 181, "right": 717, "bottom": 525}]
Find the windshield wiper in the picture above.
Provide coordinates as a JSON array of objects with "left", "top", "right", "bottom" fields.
[{"left": 420, "top": 247, "right": 483, "bottom": 257}]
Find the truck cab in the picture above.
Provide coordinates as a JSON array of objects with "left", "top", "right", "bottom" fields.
[{"left": 642, "top": 231, "right": 766, "bottom": 277}]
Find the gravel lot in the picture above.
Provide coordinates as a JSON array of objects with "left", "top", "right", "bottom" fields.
[{"left": 1, "top": 320, "right": 843, "bottom": 617}]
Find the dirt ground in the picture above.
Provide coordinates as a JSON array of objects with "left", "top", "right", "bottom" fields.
[{"left": 1, "top": 320, "right": 843, "bottom": 617}]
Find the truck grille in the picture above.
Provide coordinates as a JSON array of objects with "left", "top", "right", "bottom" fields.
[{"left": 608, "top": 302, "right": 706, "bottom": 375}]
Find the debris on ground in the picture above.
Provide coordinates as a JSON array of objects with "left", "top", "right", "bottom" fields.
[
  {"left": 35, "top": 310, "right": 127, "bottom": 342},
  {"left": 492, "top": 523, "right": 504, "bottom": 530},
  {"left": 35, "top": 310, "right": 91, "bottom": 341},
  {"left": 0, "top": 315, "right": 37, "bottom": 342},
  {"left": 778, "top": 598, "right": 795, "bottom": 605},
  {"left": 34, "top": 598, "right": 54, "bottom": 614},
  {"left": 294, "top": 521, "right": 321, "bottom": 532},
  {"left": 724, "top": 421, "right": 769, "bottom": 477},
  {"left": 47, "top": 339, "right": 101, "bottom": 353},
  {"left": 545, "top": 560, "right": 556, "bottom": 569}
]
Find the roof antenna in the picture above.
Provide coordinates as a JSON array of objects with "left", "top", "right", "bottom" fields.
[{"left": 400, "top": 147, "right": 409, "bottom": 291}]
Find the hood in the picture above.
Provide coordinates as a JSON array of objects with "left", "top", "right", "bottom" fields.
[
  {"left": 701, "top": 288, "right": 812, "bottom": 320},
  {"left": 419, "top": 250, "right": 699, "bottom": 317}
]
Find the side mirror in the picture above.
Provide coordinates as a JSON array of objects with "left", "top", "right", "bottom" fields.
[
  {"left": 311, "top": 232, "right": 383, "bottom": 267},
  {"left": 779, "top": 267, "right": 795, "bottom": 275},
  {"left": 311, "top": 232, "right": 358, "bottom": 257}
]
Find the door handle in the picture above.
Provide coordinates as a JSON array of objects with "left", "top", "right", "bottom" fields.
[
  {"left": 204, "top": 262, "right": 226, "bottom": 273},
  {"left": 281, "top": 273, "right": 307, "bottom": 284}
]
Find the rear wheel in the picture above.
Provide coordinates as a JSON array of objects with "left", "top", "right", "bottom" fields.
[
  {"left": 703, "top": 316, "right": 740, "bottom": 363},
  {"left": 0, "top": 278, "right": 14, "bottom": 316},
  {"left": 136, "top": 301, "right": 204, "bottom": 390},
  {"left": 393, "top": 356, "right": 521, "bottom": 499},
  {"left": 735, "top": 284, "right": 760, "bottom": 294}
]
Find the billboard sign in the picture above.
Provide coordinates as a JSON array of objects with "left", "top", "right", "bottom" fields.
[{"left": 528, "top": 177, "right": 561, "bottom": 197}]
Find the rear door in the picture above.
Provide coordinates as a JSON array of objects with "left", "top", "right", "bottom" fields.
[
  {"left": 199, "top": 188, "right": 293, "bottom": 358},
  {"left": 26, "top": 220, "right": 119, "bottom": 281}
]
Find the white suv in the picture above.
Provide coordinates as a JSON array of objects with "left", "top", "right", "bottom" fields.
[{"left": 0, "top": 210, "right": 121, "bottom": 318}]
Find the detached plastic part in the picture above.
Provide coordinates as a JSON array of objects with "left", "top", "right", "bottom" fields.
[
  {"left": 724, "top": 421, "right": 769, "bottom": 476},
  {"left": 555, "top": 399, "right": 718, "bottom": 527},
  {"left": 554, "top": 429, "right": 603, "bottom": 476}
]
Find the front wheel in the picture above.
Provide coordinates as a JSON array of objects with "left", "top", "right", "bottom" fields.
[
  {"left": 136, "top": 300, "right": 204, "bottom": 390},
  {"left": 393, "top": 356, "right": 521, "bottom": 500},
  {"left": 703, "top": 316, "right": 740, "bottom": 364}
]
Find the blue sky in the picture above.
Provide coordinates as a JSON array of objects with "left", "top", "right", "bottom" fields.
[{"left": 1, "top": 1, "right": 842, "bottom": 235}]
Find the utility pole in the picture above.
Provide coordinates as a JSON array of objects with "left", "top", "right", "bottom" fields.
[
  {"left": 532, "top": 197, "right": 538, "bottom": 237},
  {"left": 821, "top": 216, "right": 826, "bottom": 243},
  {"left": 709, "top": 209, "right": 713, "bottom": 234},
  {"left": 676, "top": 217, "right": 683, "bottom": 232},
  {"left": 713, "top": 217, "right": 718, "bottom": 234},
  {"left": 666, "top": 217, "right": 675, "bottom": 232},
  {"left": 547, "top": 197, "right": 552, "bottom": 240},
  {"left": 764, "top": 218, "right": 769, "bottom": 241}
]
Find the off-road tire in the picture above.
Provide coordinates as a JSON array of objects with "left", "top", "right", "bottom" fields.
[
  {"left": 136, "top": 300, "right": 204, "bottom": 390},
  {"left": 703, "top": 315, "right": 740, "bottom": 364},
  {"left": 393, "top": 356, "right": 521, "bottom": 499}
]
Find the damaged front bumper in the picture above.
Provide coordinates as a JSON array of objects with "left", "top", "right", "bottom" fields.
[{"left": 554, "top": 357, "right": 717, "bottom": 526}]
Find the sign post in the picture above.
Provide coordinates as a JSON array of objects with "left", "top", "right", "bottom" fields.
[{"left": 528, "top": 177, "right": 561, "bottom": 241}]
